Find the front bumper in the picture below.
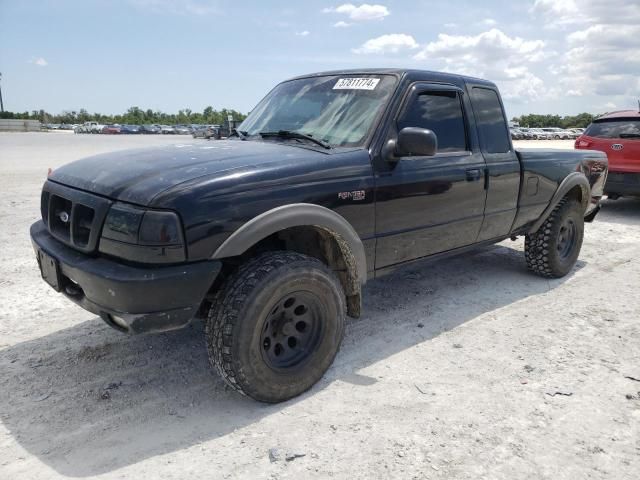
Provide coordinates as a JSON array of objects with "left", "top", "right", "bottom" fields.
[{"left": 30, "top": 220, "right": 221, "bottom": 334}]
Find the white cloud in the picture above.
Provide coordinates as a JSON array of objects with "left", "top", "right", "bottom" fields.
[
  {"left": 29, "top": 57, "right": 48, "bottom": 67},
  {"left": 532, "top": 0, "right": 640, "bottom": 27},
  {"left": 352, "top": 33, "right": 418, "bottom": 55},
  {"left": 415, "top": 29, "right": 546, "bottom": 63},
  {"left": 129, "top": 0, "right": 219, "bottom": 16},
  {"left": 333, "top": 21, "right": 352, "bottom": 28},
  {"left": 530, "top": 0, "right": 581, "bottom": 25},
  {"left": 414, "top": 29, "right": 550, "bottom": 101},
  {"left": 295, "top": 30, "right": 310, "bottom": 36},
  {"left": 323, "top": 3, "right": 389, "bottom": 21},
  {"left": 480, "top": 18, "right": 497, "bottom": 26},
  {"left": 535, "top": 0, "right": 640, "bottom": 98}
]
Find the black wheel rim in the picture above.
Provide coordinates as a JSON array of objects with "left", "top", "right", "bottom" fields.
[
  {"left": 260, "top": 291, "right": 324, "bottom": 370},
  {"left": 557, "top": 218, "right": 577, "bottom": 259}
]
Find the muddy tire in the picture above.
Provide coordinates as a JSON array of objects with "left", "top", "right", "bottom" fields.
[
  {"left": 205, "top": 251, "right": 345, "bottom": 403},
  {"left": 525, "top": 198, "right": 584, "bottom": 278}
]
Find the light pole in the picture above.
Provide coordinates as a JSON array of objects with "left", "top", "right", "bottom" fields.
[{"left": 0, "top": 72, "right": 4, "bottom": 112}]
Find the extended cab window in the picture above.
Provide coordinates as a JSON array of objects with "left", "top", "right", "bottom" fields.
[
  {"left": 471, "top": 87, "right": 510, "bottom": 153},
  {"left": 398, "top": 91, "right": 467, "bottom": 152}
]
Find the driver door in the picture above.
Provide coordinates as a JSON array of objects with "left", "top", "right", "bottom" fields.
[{"left": 374, "top": 83, "right": 487, "bottom": 269}]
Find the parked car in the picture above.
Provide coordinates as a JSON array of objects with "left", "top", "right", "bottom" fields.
[
  {"left": 120, "top": 124, "right": 141, "bottom": 134},
  {"left": 541, "top": 127, "right": 572, "bottom": 140},
  {"left": 528, "top": 128, "right": 551, "bottom": 140},
  {"left": 174, "top": 125, "right": 192, "bottom": 135},
  {"left": 562, "top": 129, "right": 580, "bottom": 139},
  {"left": 74, "top": 121, "right": 104, "bottom": 134},
  {"left": 575, "top": 109, "right": 640, "bottom": 199},
  {"left": 31, "top": 69, "right": 607, "bottom": 403},
  {"left": 140, "top": 125, "right": 160, "bottom": 134},
  {"left": 510, "top": 128, "right": 523, "bottom": 140},
  {"left": 515, "top": 128, "right": 533, "bottom": 140},
  {"left": 160, "top": 125, "right": 176, "bottom": 134},
  {"left": 192, "top": 125, "right": 220, "bottom": 139},
  {"left": 102, "top": 124, "right": 121, "bottom": 134}
]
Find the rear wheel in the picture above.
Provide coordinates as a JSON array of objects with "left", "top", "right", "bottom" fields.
[
  {"left": 525, "top": 198, "right": 584, "bottom": 278},
  {"left": 206, "top": 251, "right": 345, "bottom": 403}
]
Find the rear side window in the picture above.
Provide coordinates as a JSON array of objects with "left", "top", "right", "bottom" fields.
[
  {"left": 398, "top": 91, "right": 467, "bottom": 152},
  {"left": 470, "top": 87, "right": 510, "bottom": 153},
  {"left": 585, "top": 120, "right": 640, "bottom": 139}
]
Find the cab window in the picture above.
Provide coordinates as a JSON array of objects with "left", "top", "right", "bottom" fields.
[
  {"left": 397, "top": 91, "right": 468, "bottom": 152},
  {"left": 470, "top": 87, "right": 510, "bottom": 153}
]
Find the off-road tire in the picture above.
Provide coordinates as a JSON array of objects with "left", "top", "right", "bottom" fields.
[
  {"left": 525, "top": 198, "right": 584, "bottom": 278},
  {"left": 205, "top": 251, "right": 346, "bottom": 403}
]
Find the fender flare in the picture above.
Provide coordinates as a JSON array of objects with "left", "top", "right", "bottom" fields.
[
  {"left": 527, "top": 172, "right": 590, "bottom": 234},
  {"left": 211, "top": 203, "right": 367, "bottom": 285}
]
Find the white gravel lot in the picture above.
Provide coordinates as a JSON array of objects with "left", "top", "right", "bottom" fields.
[{"left": 0, "top": 133, "right": 638, "bottom": 479}]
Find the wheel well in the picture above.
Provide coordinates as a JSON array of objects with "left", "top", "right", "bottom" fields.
[
  {"left": 566, "top": 184, "right": 586, "bottom": 210},
  {"left": 566, "top": 185, "right": 582, "bottom": 202},
  {"left": 213, "top": 226, "right": 362, "bottom": 318}
]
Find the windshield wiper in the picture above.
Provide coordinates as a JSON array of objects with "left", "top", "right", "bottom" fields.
[
  {"left": 229, "top": 128, "right": 248, "bottom": 139},
  {"left": 619, "top": 133, "right": 640, "bottom": 138},
  {"left": 259, "top": 130, "right": 331, "bottom": 149}
]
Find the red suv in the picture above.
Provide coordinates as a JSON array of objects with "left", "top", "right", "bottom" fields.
[{"left": 576, "top": 110, "right": 640, "bottom": 198}]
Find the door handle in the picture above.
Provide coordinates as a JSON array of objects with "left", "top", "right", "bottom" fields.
[{"left": 466, "top": 169, "right": 482, "bottom": 181}]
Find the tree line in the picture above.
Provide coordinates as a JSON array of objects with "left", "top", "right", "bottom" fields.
[
  {"left": 0, "top": 106, "right": 247, "bottom": 125},
  {"left": 0, "top": 107, "right": 598, "bottom": 129},
  {"left": 511, "top": 113, "right": 596, "bottom": 129}
]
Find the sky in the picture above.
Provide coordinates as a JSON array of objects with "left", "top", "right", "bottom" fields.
[{"left": 0, "top": 0, "right": 638, "bottom": 119}]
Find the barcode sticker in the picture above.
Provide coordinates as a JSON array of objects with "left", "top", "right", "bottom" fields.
[{"left": 333, "top": 78, "right": 380, "bottom": 90}]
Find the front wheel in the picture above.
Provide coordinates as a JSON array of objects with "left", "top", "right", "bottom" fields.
[
  {"left": 525, "top": 198, "right": 584, "bottom": 278},
  {"left": 206, "top": 251, "right": 346, "bottom": 403}
]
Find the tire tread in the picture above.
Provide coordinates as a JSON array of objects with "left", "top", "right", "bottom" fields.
[
  {"left": 524, "top": 198, "right": 581, "bottom": 278},
  {"left": 205, "top": 251, "right": 324, "bottom": 397}
]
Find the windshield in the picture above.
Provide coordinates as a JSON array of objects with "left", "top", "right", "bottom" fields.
[
  {"left": 238, "top": 74, "right": 398, "bottom": 147},
  {"left": 585, "top": 119, "right": 640, "bottom": 139}
]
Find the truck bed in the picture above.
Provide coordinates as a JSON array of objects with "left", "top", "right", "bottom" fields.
[{"left": 513, "top": 148, "right": 608, "bottom": 231}]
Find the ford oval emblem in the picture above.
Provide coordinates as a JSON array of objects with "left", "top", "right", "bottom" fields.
[
  {"left": 59, "top": 211, "right": 70, "bottom": 223},
  {"left": 611, "top": 144, "right": 623, "bottom": 151}
]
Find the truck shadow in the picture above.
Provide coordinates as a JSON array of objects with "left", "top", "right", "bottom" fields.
[
  {"left": 598, "top": 197, "right": 640, "bottom": 225},
  {"left": 0, "top": 242, "right": 585, "bottom": 477}
]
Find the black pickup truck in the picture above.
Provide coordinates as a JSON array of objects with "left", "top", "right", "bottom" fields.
[{"left": 31, "top": 69, "right": 608, "bottom": 402}]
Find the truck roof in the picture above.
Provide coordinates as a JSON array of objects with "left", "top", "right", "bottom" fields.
[{"left": 286, "top": 68, "right": 497, "bottom": 89}]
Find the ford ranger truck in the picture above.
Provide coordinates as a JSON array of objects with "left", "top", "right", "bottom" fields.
[{"left": 31, "top": 69, "right": 608, "bottom": 403}]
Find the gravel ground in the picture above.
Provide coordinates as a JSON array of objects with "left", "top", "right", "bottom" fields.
[{"left": 0, "top": 133, "right": 638, "bottom": 479}]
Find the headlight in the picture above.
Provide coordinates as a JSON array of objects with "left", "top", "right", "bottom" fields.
[
  {"left": 99, "top": 203, "right": 186, "bottom": 264},
  {"left": 101, "top": 203, "right": 143, "bottom": 244},
  {"left": 139, "top": 211, "right": 183, "bottom": 245}
]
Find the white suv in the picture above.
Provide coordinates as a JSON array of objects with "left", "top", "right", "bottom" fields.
[{"left": 541, "top": 127, "right": 571, "bottom": 140}]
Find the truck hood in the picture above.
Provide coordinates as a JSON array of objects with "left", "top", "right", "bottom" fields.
[{"left": 49, "top": 140, "right": 330, "bottom": 205}]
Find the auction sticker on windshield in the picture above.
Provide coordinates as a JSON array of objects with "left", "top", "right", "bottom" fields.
[{"left": 333, "top": 78, "right": 380, "bottom": 90}]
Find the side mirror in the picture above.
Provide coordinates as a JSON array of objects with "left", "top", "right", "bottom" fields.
[{"left": 392, "top": 127, "right": 438, "bottom": 158}]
